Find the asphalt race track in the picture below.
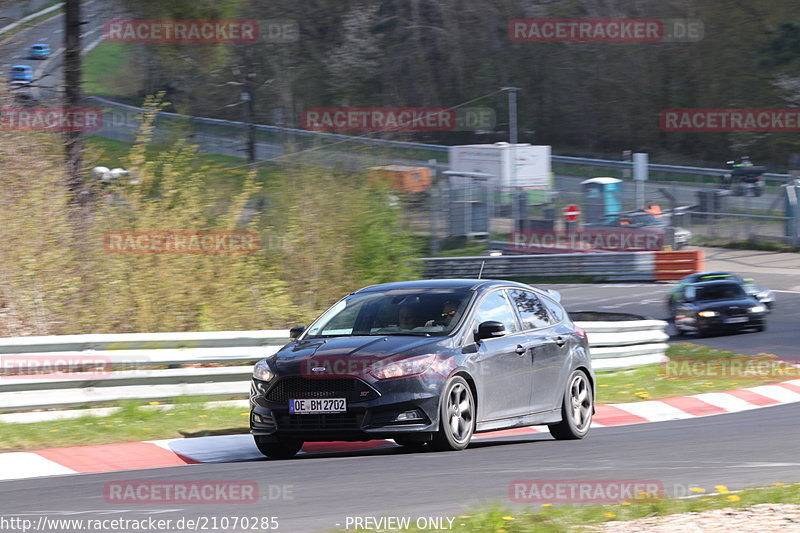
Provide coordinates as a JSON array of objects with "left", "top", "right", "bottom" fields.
[
  {"left": 552, "top": 283, "right": 800, "bottom": 361},
  {"left": 1, "top": 404, "right": 799, "bottom": 533},
  {"left": 0, "top": 281, "right": 798, "bottom": 532}
]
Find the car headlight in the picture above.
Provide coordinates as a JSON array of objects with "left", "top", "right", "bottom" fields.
[
  {"left": 253, "top": 360, "right": 275, "bottom": 381},
  {"left": 371, "top": 354, "right": 437, "bottom": 379},
  {"left": 756, "top": 290, "right": 773, "bottom": 301},
  {"left": 749, "top": 305, "right": 766, "bottom": 313},
  {"left": 698, "top": 310, "right": 718, "bottom": 317}
]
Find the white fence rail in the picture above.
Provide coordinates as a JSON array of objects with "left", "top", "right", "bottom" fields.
[{"left": 0, "top": 322, "right": 668, "bottom": 414}]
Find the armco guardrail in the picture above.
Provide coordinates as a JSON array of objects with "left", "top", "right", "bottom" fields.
[
  {"left": 0, "top": 320, "right": 667, "bottom": 413},
  {"left": 420, "top": 250, "right": 703, "bottom": 282},
  {"left": 0, "top": 331, "right": 289, "bottom": 413},
  {"left": 570, "top": 313, "right": 669, "bottom": 371}
]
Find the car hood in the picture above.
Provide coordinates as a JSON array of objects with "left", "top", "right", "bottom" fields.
[
  {"left": 270, "top": 335, "right": 442, "bottom": 375},
  {"left": 694, "top": 297, "right": 758, "bottom": 311}
]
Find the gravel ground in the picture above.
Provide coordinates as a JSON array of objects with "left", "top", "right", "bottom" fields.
[{"left": 589, "top": 504, "right": 800, "bottom": 532}]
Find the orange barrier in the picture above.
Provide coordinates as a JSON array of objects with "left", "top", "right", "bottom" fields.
[{"left": 653, "top": 250, "right": 704, "bottom": 281}]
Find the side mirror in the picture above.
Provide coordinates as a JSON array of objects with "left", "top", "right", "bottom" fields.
[
  {"left": 475, "top": 321, "right": 507, "bottom": 342},
  {"left": 289, "top": 326, "right": 306, "bottom": 340}
]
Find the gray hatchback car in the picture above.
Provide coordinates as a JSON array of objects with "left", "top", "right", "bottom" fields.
[{"left": 250, "top": 279, "right": 595, "bottom": 458}]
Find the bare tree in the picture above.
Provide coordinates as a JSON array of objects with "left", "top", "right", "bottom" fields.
[{"left": 64, "top": 0, "right": 83, "bottom": 203}]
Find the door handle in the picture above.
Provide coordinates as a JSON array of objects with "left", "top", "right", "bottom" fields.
[
  {"left": 553, "top": 336, "right": 566, "bottom": 347},
  {"left": 515, "top": 344, "right": 527, "bottom": 355}
]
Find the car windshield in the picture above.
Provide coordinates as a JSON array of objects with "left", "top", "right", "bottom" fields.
[
  {"left": 304, "top": 289, "right": 472, "bottom": 338},
  {"left": 695, "top": 283, "right": 746, "bottom": 301}
]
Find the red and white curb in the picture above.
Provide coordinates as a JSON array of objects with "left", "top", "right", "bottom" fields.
[{"left": 3, "top": 378, "right": 800, "bottom": 482}]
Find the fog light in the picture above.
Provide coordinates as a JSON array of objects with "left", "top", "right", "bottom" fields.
[
  {"left": 395, "top": 409, "right": 423, "bottom": 422},
  {"left": 254, "top": 414, "right": 263, "bottom": 423}
]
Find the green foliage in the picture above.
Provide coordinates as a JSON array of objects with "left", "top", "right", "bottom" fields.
[{"left": 0, "top": 96, "right": 419, "bottom": 335}]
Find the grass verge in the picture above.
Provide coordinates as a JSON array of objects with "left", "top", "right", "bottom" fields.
[
  {"left": 0, "top": 2, "right": 63, "bottom": 41},
  {"left": 0, "top": 398, "right": 250, "bottom": 452},
  {"left": 344, "top": 483, "right": 800, "bottom": 533},
  {"left": 595, "top": 343, "right": 795, "bottom": 404}
]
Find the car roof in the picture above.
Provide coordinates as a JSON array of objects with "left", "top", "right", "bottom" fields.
[
  {"left": 354, "top": 278, "right": 537, "bottom": 293},
  {"left": 691, "top": 279, "right": 744, "bottom": 288},
  {"left": 684, "top": 271, "right": 739, "bottom": 281}
]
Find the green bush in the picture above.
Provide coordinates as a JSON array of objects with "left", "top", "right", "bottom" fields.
[{"left": 0, "top": 96, "right": 419, "bottom": 335}]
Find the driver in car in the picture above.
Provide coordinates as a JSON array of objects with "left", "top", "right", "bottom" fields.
[{"left": 425, "top": 300, "right": 459, "bottom": 328}]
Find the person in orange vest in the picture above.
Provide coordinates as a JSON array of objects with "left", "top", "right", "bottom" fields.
[{"left": 644, "top": 202, "right": 662, "bottom": 218}]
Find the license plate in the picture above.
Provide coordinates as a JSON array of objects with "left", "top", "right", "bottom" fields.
[
  {"left": 724, "top": 317, "right": 748, "bottom": 324},
  {"left": 289, "top": 398, "right": 347, "bottom": 414}
]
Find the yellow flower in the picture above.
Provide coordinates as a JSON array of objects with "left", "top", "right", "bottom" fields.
[
  {"left": 165, "top": 413, "right": 175, "bottom": 416},
  {"left": 143, "top": 427, "right": 152, "bottom": 430},
  {"left": 714, "top": 485, "right": 728, "bottom": 491},
  {"left": 689, "top": 487, "right": 705, "bottom": 493},
  {"left": 774, "top": 482, "right": 785, "bottom": 486},
  {"left": 49, "top": 429, "right": 59, "bottom": 432},
  {"left": 727, "top": 495, "right": 741, "bottom": 502},
  {"left": 599, "top": 384, "right": 609, "bottom": 387},
  {"left": 198, "top": 414, "right": 209, "bottom": 418},
  {"left": 198, "top": 423, "right": 207, "bottom": 426},
  {"left": 625, "top": 383, "right": 635, "bottom": 386},
  {"left": 604, "top": 512, "right": 616, "bottom": 519},
  {"left": 621, "top": 501, "right": 631, "bottom": 506},
  {"left": 541, "top": 504, "right": 552, "bottom": 508},
  {"left": 457, "top": 515, "right": 470, "bottom": 518},
  {"left": 149, "top": 401, "right": 160, "bottom": 405},
  {"left": 240, "top": 413, "right": 249, "bottom": 416},
  {"left": 501, "top": 516, "right": 515, "bottom": 521},
  {"left": 636, "top": 387, "right": 646, "bottom": 390}
]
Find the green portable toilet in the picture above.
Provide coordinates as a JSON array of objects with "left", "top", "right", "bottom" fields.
[{"left": 581, "top": 177, "right": 622, "bottom": 223}]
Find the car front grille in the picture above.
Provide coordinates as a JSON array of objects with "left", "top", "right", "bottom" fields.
[
  {"left": 722, "top": 306, "right": 747, "bottom": 317},
  {"left": 275, "top": 413, "right": 363, "bottom": 431},
  {"left": 265, "top": 376, "right": 379, "bottom": 403}
]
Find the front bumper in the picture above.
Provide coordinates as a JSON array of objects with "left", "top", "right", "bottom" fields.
[
  {"left": 693, "top": 314, "right": 765, "bottom": 332},
  {"left": 250, "top": 375, "right": 442, "bottom": 441}
]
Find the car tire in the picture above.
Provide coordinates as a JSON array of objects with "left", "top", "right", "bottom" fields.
[
  {"left": 253, "top": 436, "right": 304, "bottom": 459},
  {"left": 548, "top": 369, "right": 593, "bottom": 440},
  {"left": 431, "top": 376, "right": 475, "bottom": 451}
]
